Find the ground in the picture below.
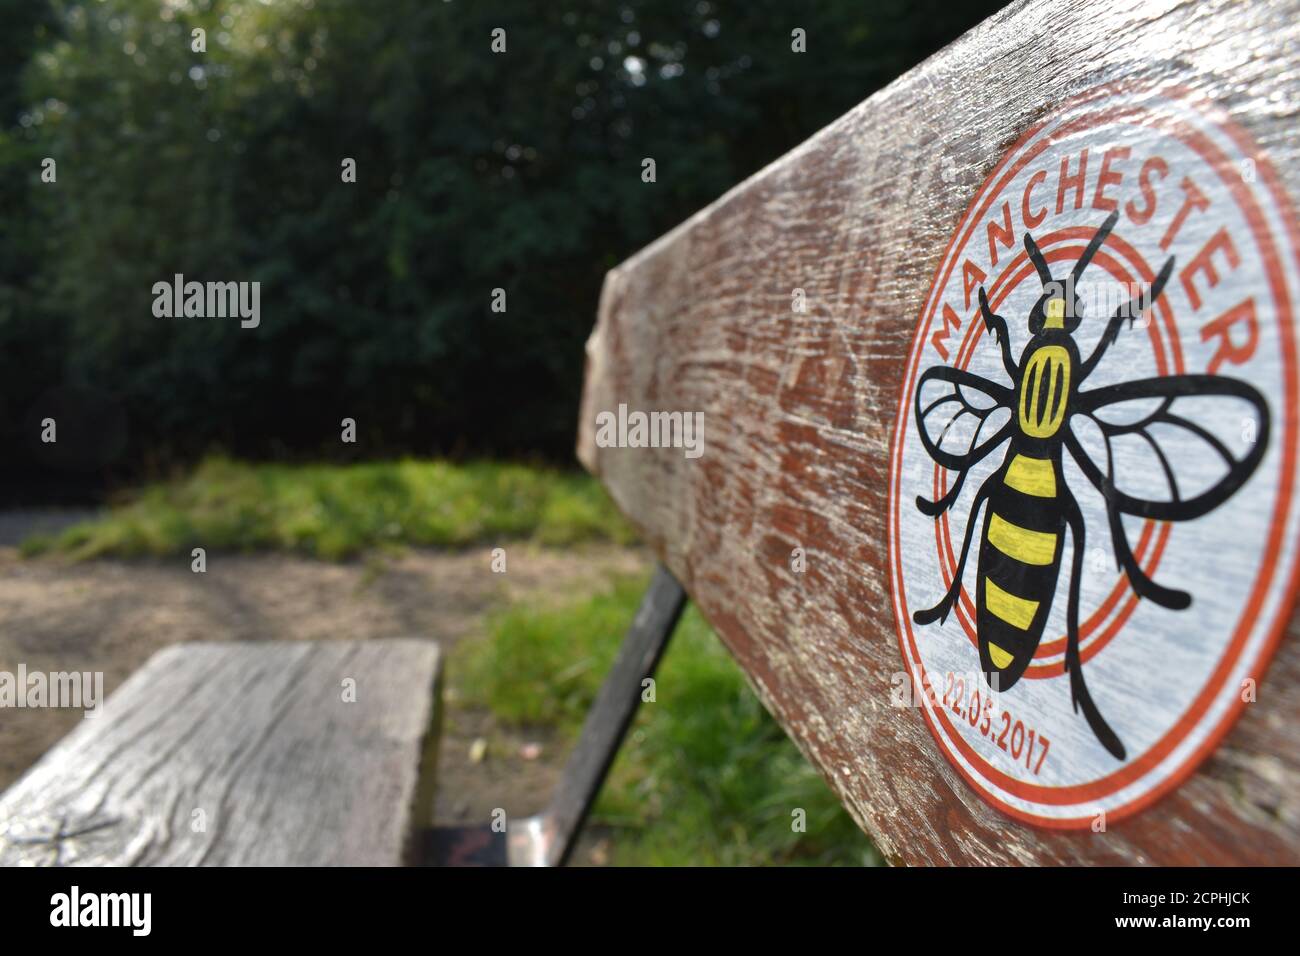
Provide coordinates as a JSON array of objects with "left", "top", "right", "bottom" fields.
[{"left": 0, "top": 514, "right": 648, "bottom": 865}]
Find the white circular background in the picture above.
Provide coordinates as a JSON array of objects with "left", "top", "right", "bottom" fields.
[{"left": 888, "top": 87, "right": 1300, "bottom": 826}]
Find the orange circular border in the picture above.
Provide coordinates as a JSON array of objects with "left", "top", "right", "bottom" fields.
[{"left": 887, "top": 84, "right": 1300, "bottom": 827}]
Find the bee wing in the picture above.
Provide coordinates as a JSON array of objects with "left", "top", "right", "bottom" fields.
[
  {"left": 914, "top": 366, "right": 1014, "bottom": 471},
  {"left": 1067, "top": 374, "right": 1270, "bottom": 520}
]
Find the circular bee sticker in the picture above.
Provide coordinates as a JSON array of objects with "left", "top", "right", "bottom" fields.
[{"left": 887, "top": 86, "right": 1300, "bottom": 827}]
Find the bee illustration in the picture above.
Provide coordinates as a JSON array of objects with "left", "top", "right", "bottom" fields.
[{"left": 913, "top": 210, "right": 1270, "bottom": 760}]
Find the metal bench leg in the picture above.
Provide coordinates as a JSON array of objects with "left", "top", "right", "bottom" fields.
[{"left": 426, "top": 564, "right": 687, "bottom": 866}]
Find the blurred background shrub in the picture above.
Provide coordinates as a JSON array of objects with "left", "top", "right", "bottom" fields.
[{"left": 0, "top": 0, "right": 1003, "bottom": 503}]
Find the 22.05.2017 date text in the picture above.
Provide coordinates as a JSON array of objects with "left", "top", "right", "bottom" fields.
[{"left": 939, "top": 671, "right": 1052, "bottom": 775}]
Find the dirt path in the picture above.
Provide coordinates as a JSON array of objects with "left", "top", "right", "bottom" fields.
[{"left": 0, "top": 540, "right": 649, "bottom": 864}]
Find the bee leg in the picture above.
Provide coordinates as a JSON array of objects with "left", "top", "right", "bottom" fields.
[
  {"left": 1105, "top": 499, "right": 1191, "bottom": 609},
  {"left": 1080, "top": 256, "right": 1176, "bottom": 381},
  {"left": 916, "top": 463, "right": 969, "bottom": 516},
  {"left": 913, "top": 473, "right": 995, "bottom": 626},
  {"left": 978, "top": 287, "right": 1017, "bottom": 380},
  {"left": 1064, "top": 490, "right": 1127, "bottom": 760}
]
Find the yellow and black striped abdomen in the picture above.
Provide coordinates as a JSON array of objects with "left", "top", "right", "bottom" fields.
[{"left": 975, "top": 453, "right": 1064, "bottom": 688}]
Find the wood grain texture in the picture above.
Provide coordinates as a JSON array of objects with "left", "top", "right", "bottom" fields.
[
  {"left": 578, "top": 0, "right": 1300, "bottom": 864},
  {"left": 0, "top": 640, "right": 442, "bottom": 866}
]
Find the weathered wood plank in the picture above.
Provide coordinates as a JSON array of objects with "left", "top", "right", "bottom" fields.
[
  {"left": 0, "top": 640, "right": 442, "bottom": 866},
  {"left": 578, "top": 0, "right": 1300, "bottom": 864}
]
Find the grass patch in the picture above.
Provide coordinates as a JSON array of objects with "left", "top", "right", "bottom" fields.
[
  {"left": 457, "top": 573, "right": 882, "bottom": 866},
  {"left": 21, "top": 456, "right": 635, "bottom": 561}
]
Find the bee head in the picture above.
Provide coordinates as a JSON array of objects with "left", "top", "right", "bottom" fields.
[
  {"left": 1028, "top": 283, "right": 1081, "bottom": 335},
  {"left": 1023, "top": 209, "right": 1120, "bottom": 336}
]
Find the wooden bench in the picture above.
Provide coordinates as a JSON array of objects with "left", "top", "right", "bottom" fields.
[
  {"left": 5, "top": 0, "right": 1299, "bottom": 867},
  {"left": 572, "top": 0, "right": 1300, "bottom": 864},
  {"left": 0, "top": 585, "right": 682, "bottom": 867},
  {"left": 0, "top": 641, "right": 444, "bottom": 865}
]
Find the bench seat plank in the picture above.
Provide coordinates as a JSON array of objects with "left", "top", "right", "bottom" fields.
[{"left": 0, "top": 639, "right": 442, "bottom": 866}]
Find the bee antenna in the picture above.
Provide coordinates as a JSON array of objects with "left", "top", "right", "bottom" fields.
[
  {"left": 1070, "top": 209, "right": 1120, "bottom": 284},
  {"left": 1023, "top": 231, "right": 1054, "bottom": 288}
]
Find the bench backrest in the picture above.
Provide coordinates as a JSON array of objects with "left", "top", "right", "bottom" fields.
[{"left": 578, "top": 0, "right": 1300, "bottom": 864}]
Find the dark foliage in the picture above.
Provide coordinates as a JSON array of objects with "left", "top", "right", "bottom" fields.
[{"left": 0, "top": 0, "right": 1005, "bottom": 502}]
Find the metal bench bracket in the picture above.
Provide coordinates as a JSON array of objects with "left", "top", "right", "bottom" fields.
[{"left": 426, "top": 564, "right": 687, "bottom": 866}]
